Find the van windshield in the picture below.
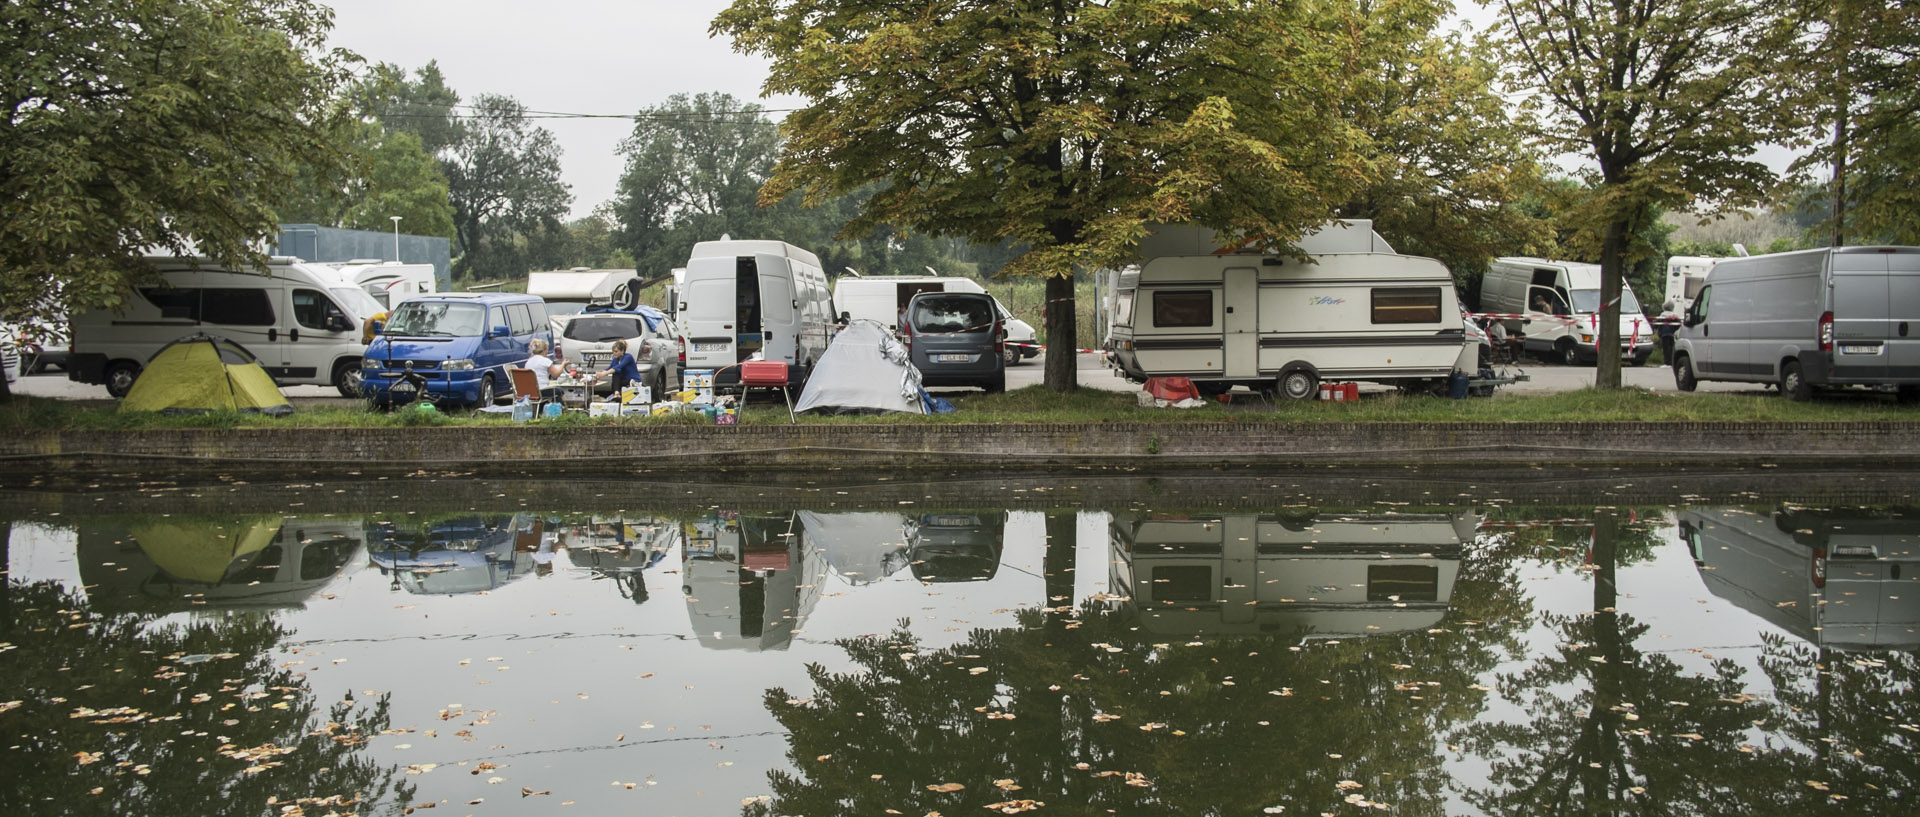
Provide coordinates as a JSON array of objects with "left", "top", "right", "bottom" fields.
[
  {"left": 385, "top": 302, "right": 483, "bottom": 337},
  {"left": 1570, "top": 288, "right": 1641, "bottom": 314},
  {"left": 330, "top": 286, "right": 384, "bottom": 320}
]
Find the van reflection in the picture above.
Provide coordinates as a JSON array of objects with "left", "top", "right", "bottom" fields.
[
  {"left": 801, "top": 511, "right": 913, "bottom": 586},
  {"left": 367, "top": 513, "right": 542, "bottom": 595},
  {"left": 908, "top": 511, "right": 1006, "bottom": 583},
  {"left": 1109, "top": 511, "right": 1475, "bottom": 637},
  {"left": 681, "top": 511, "right": 823, "bottom": 651},
  {"left": 1681, "top": 507, "right": 1920, "bottom": 650},
  {"left": 561, "top": 516, "right": 680, "bottom": 603},
  {"left": 76, "top": 515, "right": 363, "bottom": 612}
]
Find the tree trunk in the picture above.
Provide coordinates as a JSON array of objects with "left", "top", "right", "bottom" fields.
[
  {"left": 1594, "top": 219, "right": 1627, "bottom": 390},
  {"left": 1830, "top": 4, "right": 1851, "bottom": 248},
  {"left": 1042, "top": 275, "right": 1078, "bottom": 391}
]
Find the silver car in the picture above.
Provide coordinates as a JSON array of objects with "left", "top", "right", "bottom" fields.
[{"left": 558, "top": 307, "right": 682, "bottom": 397}]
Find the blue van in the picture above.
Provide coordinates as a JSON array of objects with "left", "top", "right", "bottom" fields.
[{"left": 361, "top": 293, "right": 553, "bottom": 408}]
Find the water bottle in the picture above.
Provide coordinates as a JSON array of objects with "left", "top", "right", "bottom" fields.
[{"left": 513, "top": 395, "right": 533, "bottom": 423}]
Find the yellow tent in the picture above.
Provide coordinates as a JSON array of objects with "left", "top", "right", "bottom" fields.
[
  {"left": 120, "top": 334, "right": 293, "bottom": 415},
  {"left": 130, "top": 517, "right": 284, "bottom": 584}
]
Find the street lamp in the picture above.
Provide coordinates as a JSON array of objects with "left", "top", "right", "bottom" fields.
[{"left": 390, "top": 216, "right": 402, "bottom": 262}]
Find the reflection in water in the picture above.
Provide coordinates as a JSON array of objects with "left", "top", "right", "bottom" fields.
[
  {"left": 1682, "top": 506, "right": 1920, "bottom": 650},
  {"left": 1109, "top": 511, "right": 1474, "bottom": 636},
  {"left": 7, "top": 494, "right": 1919, "bottom": 815}
]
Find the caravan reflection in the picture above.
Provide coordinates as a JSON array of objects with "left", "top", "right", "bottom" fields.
[
  {"left": 1681, "top": 506, "right": 1920, "bottom": 650},
  {"left": 1109, "top": 511, "right": 1475, "bottom": 637},
  {"left": 681, "top": 511, "right": 824, "bottom": 651},
  {"left": 77, "top": 515, "right": 363, "bottom": 613},
  {"left": 367, "top": 513, "right": 542, "bottom": 595}
]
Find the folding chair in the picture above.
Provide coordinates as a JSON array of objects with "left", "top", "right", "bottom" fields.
[
  {"left": 738, "top": 360, "right": 796, "bottom": 423},
  {"left": 507, "top": 367, "right": 550, "bottom": 414}
]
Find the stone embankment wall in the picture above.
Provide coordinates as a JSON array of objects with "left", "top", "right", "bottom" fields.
[{"left": 3, "top": 421, "right": 1917, "bottom": 479}]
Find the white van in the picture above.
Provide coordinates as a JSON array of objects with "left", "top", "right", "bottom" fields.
[
  {"left": 833, "top": 275, "right": 1039, "bottom": 365},
  {"left": 68, "top": 257, "right": 383, "bottom": 398},
  {"left": 677, "top": 240, "right": 835, "bottom": 387},
  {"left": 1105, "top": 221, "right": 1477, "bottom": 398},
  {"left": 1671, "top": 246, "right": 1920, "bottom": 400},
  {"left": 1480, "top": 257, "right": 1655, "bottom": 366}
]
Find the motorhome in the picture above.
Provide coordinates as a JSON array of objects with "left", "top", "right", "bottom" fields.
[
  {"left": 67, "top": 256, "right": 385, "bottom": 398},
  {"left": 1480, "top": 257, "right": 1655, "bottom": 366},
  {"left": 1662, "top": 255, "right": 1718, "bottom": 318},
  {"left": 1105, "top": 221, "right": 1477, "bottom": 399},
  {"left": 834, "top": 275, "right": 1040, "bottom": 365},
  {"left": 1107, "top": 510, "right": 1473, "bottom": 636},
  {"left": 1671, "top": 246, "right": 1920, "bottom": 400},
  {"left": 528, "top": 268, "right": 641, "bottom": 336},
  {"left": 677, "top": 240, "right": 835, "bottom": 388}
]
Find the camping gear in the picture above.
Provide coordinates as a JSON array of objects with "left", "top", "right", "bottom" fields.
[
  {"left": 794, "top": 320, "right": 928, "bottom": 415},
  {"left": 118, "top": 334, "right": 293, "bottom": 416},
  {"left": 738, "top": 360, "right": 796, "bottom": 423}
]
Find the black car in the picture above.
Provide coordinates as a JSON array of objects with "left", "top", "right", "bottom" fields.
[{"left": 901, "top": 291, "right": 1006, "bottom": 392}]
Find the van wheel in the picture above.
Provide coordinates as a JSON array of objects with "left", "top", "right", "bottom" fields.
[
  {"left": 105, "top": 361, "right": 141, "bottom": 399},
  {"left": 1673, "top": 355, "right": 1698, "bottom": 392},
  {"left": 1781, "top": 360, "right": 1812, "bottom": 402},
  {"left": 333, "top": 360, "right": 363, "bottom": 398},
  {"left": 1002, "top": 345, "right": 1020, "bottom": 367},
  {"left": 984, "top": 368, "right": 1006, "bottom": 394},
  {"left": 1557, "top": 340, "right": 1582, "bottom": 366},
  {"left": 1277, "top": 367, "right": 1318, "bottom": 400},
  {"left": 475, "top": 373, "right": 498, "bottom": 408}
]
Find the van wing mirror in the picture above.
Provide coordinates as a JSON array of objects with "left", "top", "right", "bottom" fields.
[{"left": 329, "top": 315, "right": 352, "bottom": 332}]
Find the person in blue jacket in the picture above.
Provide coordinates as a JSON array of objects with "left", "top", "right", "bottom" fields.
[{"left": 593, "top": 338, "right": 644, "bottom": 394}]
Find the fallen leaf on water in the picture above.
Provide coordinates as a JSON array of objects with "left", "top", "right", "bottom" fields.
[{"left": 926, "top": 782, "right": 965, "bottom": 792}]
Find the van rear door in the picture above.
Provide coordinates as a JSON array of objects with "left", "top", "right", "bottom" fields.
[
  {"left": 1831, "top": 250, "right": 1892, "bottom": 382},
  {"left": 680, "top": 257, "right": 738, "bottom": 370},
  {"left": 754, "top": 253, "right": 798, "bottom": 365}
]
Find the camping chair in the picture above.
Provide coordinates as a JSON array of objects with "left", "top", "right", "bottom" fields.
[
  {"left": 507, "top": 367, "right": 551, "bottom": 415},
  {"left": 738, "top": 360, "right": 796, "bottom": 423}
]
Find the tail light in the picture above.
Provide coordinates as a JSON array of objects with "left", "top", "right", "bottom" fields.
[
  {"left": 1811, "top": 548, "right": 1828, "bottom": 589},
  {"left": 994, "top": 319, "right": 1006, "bottom": 354},
  {"left": 1818, "top": 311, "right": 1834, "bottom": 352},
  {"left": 677, "top": 340, "right": 686, "bottom": 367},
  {"left": 898, "top": 319, "right": 913, "bottom": 353}
]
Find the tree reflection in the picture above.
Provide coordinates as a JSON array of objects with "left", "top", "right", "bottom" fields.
[
  {"left": 745, "top": 512, "right": 1521, "bottom": 817},
  {"left": 1757, "top": 635, "right": 1920, "bottom": 805},
  {"left": 0, "top": 580, "right": 411, "bottom": 816}
]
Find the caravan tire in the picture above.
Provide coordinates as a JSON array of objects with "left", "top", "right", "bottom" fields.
[
  {"left": 1277, "top": 367, "right": 1318, "bottom": 401},
  {"left": 334, "top": 360, "right": 364, "bottom": 398},
  {"left": 105, "top": 361, "right": 141, "bottom": 399}
]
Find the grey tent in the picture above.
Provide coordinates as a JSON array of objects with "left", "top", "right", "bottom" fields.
[{"left": 795, "top": 319, "right": 927, "bottom": 414}]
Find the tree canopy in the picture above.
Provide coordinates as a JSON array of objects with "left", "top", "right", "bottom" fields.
[
  {"left": 442, "top": 94, "right": 572, "bottom": 280},
  {"left": 0, "top": 0, "right": 357, "bottom": 381},
  {"left": 1790, "top": 0, "right": 1920, "bottom": 245},
  {"left": 715, "top": 0, "right": 1375, "bottom": 389}
]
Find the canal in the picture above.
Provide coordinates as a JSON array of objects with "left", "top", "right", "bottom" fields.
[{"left": 3, "top": 470, "right": 1915, "bottom": 816}]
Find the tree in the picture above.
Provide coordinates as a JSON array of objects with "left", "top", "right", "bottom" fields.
[
  {"left": 610, "top": 92, "right": 785, "bottom": 274},
  {"left": 1485, "top": 0, "right": 1801, "bottom": 389},
  {"left": 443, "top": 94, "right": 571, "bottom": 280},
  {"left": 0, "top": 0, "right": 357, "bottom": 400},
  {"left": 275, "top": 122, "right": 456, "bottom": 240},
  {"left": 715, "top": 1, "right": 1371, "bottom": 390},
  {"left": 1789, "top": 0, "right": 1920, "bottom": 245}
]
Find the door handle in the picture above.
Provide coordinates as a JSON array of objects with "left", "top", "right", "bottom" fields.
[
  {"left": 268, "top": 328, "right": 278, "bottom": 341},
  {"left": 290, "top": 328, "right": 300, "bottom": 342},
  {"left": 1225, "top": 306, "right": 1235, "bottom": 314},
  {"left": 1901, "top": 322, "right": 1910, "bottom": 338}
]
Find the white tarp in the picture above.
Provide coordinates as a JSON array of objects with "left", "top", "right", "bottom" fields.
[{"left": 794, "top": 320, "right": 927, "bottom": 414}]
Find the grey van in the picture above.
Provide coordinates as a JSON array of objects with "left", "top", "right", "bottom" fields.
[
  {"left": 901, "top": 291, "right": 1006, "bottom": 392},
  {"left": 1672, "top": 246, "right": 1920, "bottom": 401}
]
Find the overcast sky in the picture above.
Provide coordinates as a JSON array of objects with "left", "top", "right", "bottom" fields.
[{"left": 322, "top": 0, "right": 796, "bottom": 220}]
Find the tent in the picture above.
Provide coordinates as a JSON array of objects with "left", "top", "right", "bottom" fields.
[
  {"left": 129, "top": 516, "right": 285, "bottom": 584},
  {"left": 120, "top": 333, "right": 293, "bottom": 416},
  {"left": 793, "top": 320, "right": 927, "bottom": 415}
]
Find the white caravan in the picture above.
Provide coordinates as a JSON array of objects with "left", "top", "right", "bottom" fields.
[
  {"left": 528, "top": 268, "right": 644, "bottom": 336},
  {"left": 1480, "top": 257, "right": 1655, "bottom": 366},
  {"left": 332, "top": 261, "right": 438, "bottom": 310},
  {"left": 1105, "top": 221, "right": 1476, "bottom": 399},
  {"left": 67, "top": 256, "right": 384, "bottom": 398},
  {"left": 1661, "top": 255, "right": 1718, "bottom": 319},
  {"left": 1671, "top": 246, "right": 1920, "bottom": 400},
  {"left": 833, "top": 274, "right": 1039, "bottom": 365},
  {"left": 677, "top": 240, "right": 835, "bottom": 387}
]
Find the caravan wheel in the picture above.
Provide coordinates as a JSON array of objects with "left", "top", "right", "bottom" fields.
[{"left": 1277, "top": 367, "right": 1318, "bottom": 400}]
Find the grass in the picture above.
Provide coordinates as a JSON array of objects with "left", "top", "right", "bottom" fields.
[{"left": 2, "top": 382, "right": 1916, "bottom": 433}]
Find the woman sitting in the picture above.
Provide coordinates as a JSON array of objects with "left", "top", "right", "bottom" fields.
[{"left": 526, "top": 338, "right": 563, "bottom": 399}]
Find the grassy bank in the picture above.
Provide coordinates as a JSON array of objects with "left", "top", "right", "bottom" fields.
[{"left": 2, "top": 385, "right": 1916, "bottom": 433}]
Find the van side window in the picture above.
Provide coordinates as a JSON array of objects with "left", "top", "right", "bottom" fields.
[
  {"left": 1371, "top": 287, "right": 1441, "bottom": 324},
  {"left": 201, "top": 289, "right": 275, "bottom": 326},
  {"left": 1152, "top": 291, "right": 1213, "bottom": 328},
  {"left": 528, "top": 301, "right": 549, "bottom": 332},
  {"left": 488, "top": 307, "right": 506, "bottom": 334},
  {"left": 507, "top": 303, "right": 533, "bottom": 336},
  {"left": 291, "top": 289, "right": 345, "bottom": 330},
  {"left": 1691, "top": 286, "right": 1711, "bottom": 321},
  {"left": 141, "top": 288, "right": 198, "bottom": 320}
]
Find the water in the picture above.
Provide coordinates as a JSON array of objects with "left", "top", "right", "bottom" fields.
[{"left": 3, "top": 472, "right": 1917, "bottom": 816}]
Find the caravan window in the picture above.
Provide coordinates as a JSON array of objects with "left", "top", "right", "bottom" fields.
[
  {"left": 1370, "top": 287, "right": 1441, "bottom": 324},
  {"left": 1152, "top": 291, "right": 1213, "bottom": 328},
  {"left": 141, "top": 288, "right": 199, "bottom": 320},
  {"left": 1114, "top": 291, "right": 1135, "bottom": 326}
]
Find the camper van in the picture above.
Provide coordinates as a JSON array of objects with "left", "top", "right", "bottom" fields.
[
  {"left": 67, "top": 256, "right": 385, "bottom": 398},
  {"left": 1671, "top": 246, "right": 1920, "bottom": 400},
  {"left": 528, "top": 268, "right": 646, "bottom": 337},
  {"left": 359, "top": 292, "right": 553, "bottom": 408},
  {"left": 1662, "top": 255, "right": 1718, "bottom": 319},
  {"left": 677, "top": 240, "right": 835, "bottom": 388},
  {"left": 1105, "top": 222, "right": 1477, "bottom": 399},
  {"left": 834, "top": 275, "right": 1040, "bottom": 365},
  {"left": 1480, "top": 257, "right": 1654, "bottom": 366}
]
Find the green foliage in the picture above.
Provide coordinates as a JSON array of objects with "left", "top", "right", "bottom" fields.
[
  {"left": 1786, "top": 0, "right": 1920, "bottom": 244},
  {"left": 445, "top": 95, "right": 572, "bottom": 280},
  {"left": 0, "top": 0, "right": 358, "bottom": 369}
]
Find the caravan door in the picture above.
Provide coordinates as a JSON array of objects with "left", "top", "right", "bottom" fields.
[{"left": 1223, "top": 267, "right": 1258, "bottom": 377}]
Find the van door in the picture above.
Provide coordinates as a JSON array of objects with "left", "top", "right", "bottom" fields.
[
  {"left": 1831, "top": 250, "right": 1892, "bottom": 382},
  {"left": 1223, "top": 267, "right": 1258, "bottom": 377},
  {"left": 1888, "top": 251, "right": 1920, "bottom": 381},
  {"left": 755, "top": 253, "right": 798, "bottom": 365},
  {"left": 286, "top": 287, "right": 357, "bottom": 381},
  {"left": 1686, "top": 285, "right": 1721, "bottom": 375},
  {"left": 680, "top": 258, "right": 738, "bottom": 371},
  {"left": 196, "top": 280, "right": 283, "bottom": 377}
]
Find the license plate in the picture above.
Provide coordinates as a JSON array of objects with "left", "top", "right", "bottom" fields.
[
  {"left": 694, "top": 342, "right": 726, "bottom": 352},
  {"left": 930, "top": 515, "right": 975, "bottom": 526},
  {"left": 936, "top": 353, "right": 971, "bottom": 362},
  {"left": 1841, "top": 344, "right": 1880, "bottom": 355}
]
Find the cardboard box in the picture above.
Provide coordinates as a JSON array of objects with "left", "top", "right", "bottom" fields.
[
  {"left": 620, "top": 403, "right": 652, "bottom": 417},
  {"left": 682, "top": 369, "right": 716, "bottom": 403},
  {"left": 588, "top": 401, "right": 621, "bottom": 418},
  {"left": 619, "top": 385, "right": 651, "bottom": 405}
]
